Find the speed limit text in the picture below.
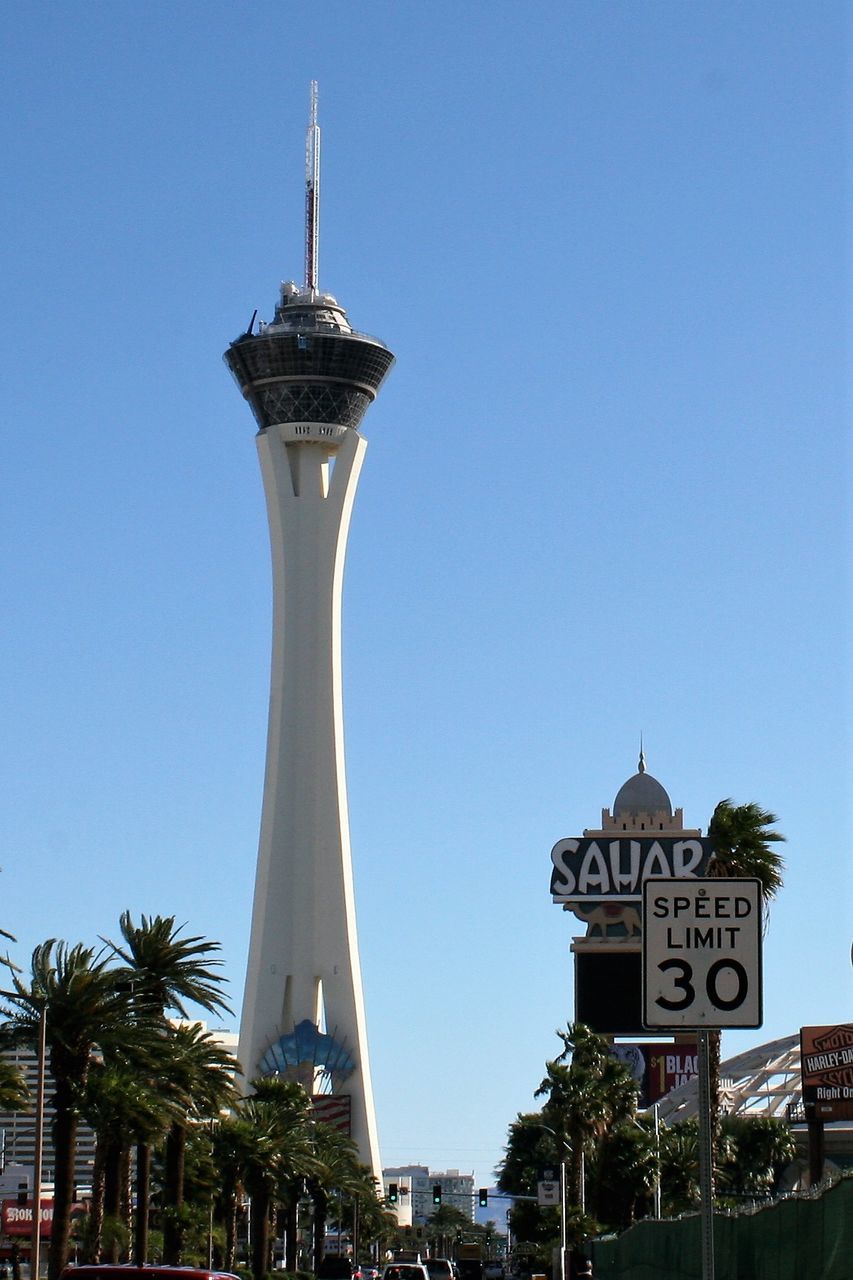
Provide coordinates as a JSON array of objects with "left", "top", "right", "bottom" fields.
[{"left": 650, "top": 893, "right": 755, "bottom": 951}]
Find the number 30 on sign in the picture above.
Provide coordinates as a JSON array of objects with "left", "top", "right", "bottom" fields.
[{"left": 641, "top": 878, "right": 763, "bottom": 1029}]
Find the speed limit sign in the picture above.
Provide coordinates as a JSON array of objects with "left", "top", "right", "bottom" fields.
[{"left": 642, "top": 878, "right": 763, "bottom": 1029}]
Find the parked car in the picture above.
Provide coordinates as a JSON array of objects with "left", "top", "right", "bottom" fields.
[
  {"left": 60, "top": 1270, "right": 239, "bottom": 1280},
  {"left": 381, "top": 1264, "right": 430, "bottom": 1280},
  {"left": 425, "top": 1259, "right": 454, "bottom": 1280},
  {"left": 317, "top": 1260, "right": 355, "bottom": 1280}
]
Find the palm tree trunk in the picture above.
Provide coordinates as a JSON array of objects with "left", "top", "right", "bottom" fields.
[
  {"left": 46, "top": 1091, "right": 78, "bottom": 1280},
  {"left": 312, "top": 1185, "right": 328, "bottom": 1270},
  {"left": 283, "top": 1196, "right": 298, "bottom": 1272},
  {"left": 566, "top": 1136, "right": 584, "bottom": 1212},
  {"left": 250, "top": 1186, "right": 271, "bottom": 1280},
  {"left": 163, "top": 1121, "right": 186, "bottom": 1264},
  {"left": 217, "top": 1168, "right": 240, "bottom": 1272},
  {"left": 223, "top": 1191, "right": 237, "bottom": 1272},
  {"left": 120, "top": 1146, "right": 132, "bottom": 1254},
  {"left": 103, "top": 1138, "right": 123, "bottom": 1263},
  {"left": 134, "top": 1143, "right": 151, "bottom": 1264},
  {"left": 82, "top": 1143, "right": 107, "bottom": 1263}
]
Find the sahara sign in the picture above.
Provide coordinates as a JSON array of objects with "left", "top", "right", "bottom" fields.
[
  {"left": 800, "top": 1024, "right": 853, "bottom": 1122},
  {"left": 550, "top": 836, "right": 712, "bottom": 902}
]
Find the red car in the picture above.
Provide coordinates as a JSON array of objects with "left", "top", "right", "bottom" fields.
[{"left": 60, "top": 1268, "right": 240, "bottom": 1280}]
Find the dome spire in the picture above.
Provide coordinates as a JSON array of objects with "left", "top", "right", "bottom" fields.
[{"left": 612, "top": 742, "right": 673, "bottom": 820}]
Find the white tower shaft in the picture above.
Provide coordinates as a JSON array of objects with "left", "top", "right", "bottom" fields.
[{"left": 238, "top": 425, "right": 380, "bottom": 1176}]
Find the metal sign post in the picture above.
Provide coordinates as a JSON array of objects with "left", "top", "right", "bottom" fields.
[
  {"left": 536, "top": 1169, "right": 563, "bottom": 1280},
  {"left": 697, "top": 1031, "right": 715, "bottom": 1280},
  {"left": 642, "top": 878, "right": 764, "bottom": 1280}
]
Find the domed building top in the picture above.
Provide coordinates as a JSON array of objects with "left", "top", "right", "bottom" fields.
[
  {"left": 584, "top": 749, "right": 700, "bottom": 837},
  {"left": 612, "top": 749, "right": 673, "bottom": 819}
]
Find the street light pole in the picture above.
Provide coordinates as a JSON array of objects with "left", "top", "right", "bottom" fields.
[
  {"left": 653, "top": 1104, "right": 661, "bottom": 1220},
  {"left": 533, "top": 1123, "right": 568, "bottom": 1280},
  {"left": 30, "top": 1003, "right": 46, "bottom": 1280},
  {"left": 632, "top": 1105, "right": 661, "bottom": 1220},
  {"left": 558, "top": 1159, "right": 567, "bottom": 1280}
]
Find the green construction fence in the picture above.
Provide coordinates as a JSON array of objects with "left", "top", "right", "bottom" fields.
[{"left": 589, "top": 1172, "right": 853, "bottom": 1280}]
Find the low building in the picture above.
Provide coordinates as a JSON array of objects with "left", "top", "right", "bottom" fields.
[{"left": 383, "top": 1166, "right": 475, "bottom": 1225}]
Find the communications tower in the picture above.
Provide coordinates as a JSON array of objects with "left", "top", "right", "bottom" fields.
[{"left": 224, "top": 83, "right": 394, "bottom": 1176}]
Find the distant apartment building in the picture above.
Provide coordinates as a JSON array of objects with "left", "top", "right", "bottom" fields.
[
  {"left": 0, "top": 1041, "right": 96, "bottom": 1194},
  {"left": 383, "top": 1166, "right": 474, "bottom": 1226},
  {"left": 0, "top": 1025, "right": 238, "bottom": 1193}
]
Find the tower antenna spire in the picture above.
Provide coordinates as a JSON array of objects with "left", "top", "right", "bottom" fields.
[{"left": 304, "top": 80, "right": 320, "bottom": 294}]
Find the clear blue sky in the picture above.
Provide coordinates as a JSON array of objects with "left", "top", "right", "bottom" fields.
[{"left": 1, "top": 2, "right": 850, "bottom": 1190}]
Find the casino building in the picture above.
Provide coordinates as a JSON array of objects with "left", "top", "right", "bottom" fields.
[
  {"left": 551, "top": 750, "right": 710, "bottom": 1039},
  {"left": 549, "top": 757, "right": 853, "bottom": 1182}
]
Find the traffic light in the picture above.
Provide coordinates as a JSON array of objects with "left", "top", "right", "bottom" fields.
[
  {"left": 478, "top": 1187, "right": 488, "bottom": 1207},
  {"left": 388, "top": 1183, "right": 398, "bottom": 1204},
  {"left": 432, "top": 1183, "right": 442, "bottom": 1205}
]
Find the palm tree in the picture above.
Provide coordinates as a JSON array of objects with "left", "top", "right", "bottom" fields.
[
  {"left": 108, "top": 912, "right": 231, "bottom": 1021},
  {"left": 105, "top": 913, "right": 234, "bottom": 1265},
  {"left": 498, "top": 1113, "right": 563, "bottom": 1259},
  {"left": 0, "top": 913, "right": 18, "bottom": 976},
  {"left": 81, "top": 1051, "right": 180, "bottom": 1263},
  {"left": 0, "top": 941, "right": 140, "bottom": 1280},
  {"left": 211, "top": 1113, "right": 260, "bottom": 1271},
  {"left": 590, "top": 1119, "right": 658, "bottom": 1231},
  {"left": 500, "top": 1112, "right": 562, "bottom": 1194},
  {"left": 707, "top": 800, "right": 785, "bottom": 904},
  {"left": 158, "top": 1023, "right": 239, "bottom": 1264},
  {"left": 426, "top": 1204, "right": 470, "bottom": 1260},
  {"left": 716, "top": 1114, "right": 796, "bottom": 1201},
  {"left": 658, "top": 1119, "right": 701, "bottom": 1216},
  {"left": 706, "top": 799, "right": 786, "bottom": 1132},
  {"left": 338, "top": 1165, "right": 391, "bottom": 1264},
  {"left": 307, "top": 1122, "right": 361, "bottom": 1268},
  {"left": 535, "top": 1023, "right": 640, "bottom": 1224},
  {"left": 240, "top": 1078, "right": 317, "bottom": 1280},
  {"left": 0, "top": 1057, "right": 29, "bottom": 1110}
]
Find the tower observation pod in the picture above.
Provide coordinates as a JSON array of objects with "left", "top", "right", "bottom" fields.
[{"left": 223, "top": 83, "right": 394, "bottom": 1180}]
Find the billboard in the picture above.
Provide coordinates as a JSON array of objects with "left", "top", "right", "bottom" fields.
[
  {"left": 800, "top": 1024, "right": 853, "bottom": 1121},
  {"left": 2, "top": 1200, "right": 55, "bottom": 1237},
  {"left": 610, "top": 1042, "right": 698, "bottom": 1108}
]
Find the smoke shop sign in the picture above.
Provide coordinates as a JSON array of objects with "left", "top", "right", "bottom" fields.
[
  {"left": 550, "top": 837, "right": 713, "bottom": 902},
  {"left": 2, "top": 1199, "right": 54, "bottom": 1236}
]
